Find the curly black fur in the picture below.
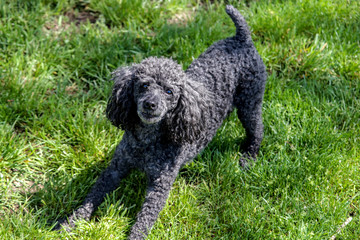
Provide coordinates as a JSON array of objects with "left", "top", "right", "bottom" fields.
[
  {"left": 106, "top": 57, "right": 211, "bottom": 144},
  {"left": 54, "top": 5, "right": 267, "bottom": 239}
]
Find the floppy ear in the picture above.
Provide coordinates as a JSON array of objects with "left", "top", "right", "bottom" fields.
[
  {"left": 106, "top": 66, "right": 138, "bottom": 129},
  {"left": 165, "top": 79, "right": 211, "bottom": 144}
]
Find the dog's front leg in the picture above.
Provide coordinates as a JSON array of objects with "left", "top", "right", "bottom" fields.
[
  {"left": 128, "top": 166, "right": 180, "bottom": 240},
  {"left": 54, "top": 144, "right": 131, "bottom": 231}
]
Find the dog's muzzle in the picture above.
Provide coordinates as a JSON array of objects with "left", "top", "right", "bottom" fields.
[{"left": 137, "top": 96, "right": 165, "bottom": 124}]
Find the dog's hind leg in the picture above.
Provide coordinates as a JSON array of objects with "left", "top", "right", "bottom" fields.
[
  {"left": 235, "top": 73, "right": 266, "bottom": 168},
  {"left": 237, "top": 100, "right": 264, "bottom": 167}
]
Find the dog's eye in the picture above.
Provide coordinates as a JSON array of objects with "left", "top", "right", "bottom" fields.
[
  {"left": 166, "top": 89, "right": 173, "bottom": 95},
  {"left": 142, "top": 83, "right": 149, "bottom": 89}
]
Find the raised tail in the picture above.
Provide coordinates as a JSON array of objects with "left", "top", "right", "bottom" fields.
[{"left": 225, "top": 5, "right": 252, "bottom": 42}]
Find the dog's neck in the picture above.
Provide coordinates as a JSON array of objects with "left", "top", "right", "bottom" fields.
[{"left": 131, "top": 121, "right": 162, "bottom": 145}]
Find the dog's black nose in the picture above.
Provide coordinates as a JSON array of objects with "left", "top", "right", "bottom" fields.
[{"left": 144, "top": 100, "right": 157, "bottom": 110}]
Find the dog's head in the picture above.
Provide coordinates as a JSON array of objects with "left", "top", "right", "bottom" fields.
[
  {"left": 134, "top": 58, "right": 183, "bottom": 125},
  {"left": 106, "top": 57, "right": 209, "bottom": 144}
]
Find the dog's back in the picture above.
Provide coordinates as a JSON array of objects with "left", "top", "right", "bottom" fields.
[{"left": 185, "top": 5, "right": 264, "bottom": 120}]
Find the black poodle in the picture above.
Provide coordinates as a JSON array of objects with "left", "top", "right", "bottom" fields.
[{"left": 54, "top": 5, "right": 267, "bottom": 239}]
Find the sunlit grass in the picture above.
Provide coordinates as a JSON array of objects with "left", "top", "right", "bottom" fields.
[{"left": 1, "top": 0, "right": 359, "bottom": 239}]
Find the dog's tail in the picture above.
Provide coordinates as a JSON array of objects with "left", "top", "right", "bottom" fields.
[{"left": 225, "top": 5, "right": 252, "bottom": 42}]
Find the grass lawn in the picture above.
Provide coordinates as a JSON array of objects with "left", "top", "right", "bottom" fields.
[{"left": 1, "top": 0, "right": 359, "bottom": 239}]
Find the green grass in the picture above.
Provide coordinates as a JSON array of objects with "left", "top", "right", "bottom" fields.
[{"left": 1, "top": 0, "right": 359, "bottom": 239}]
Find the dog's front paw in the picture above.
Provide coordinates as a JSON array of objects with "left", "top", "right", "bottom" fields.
[{"left": 52, "top": 217, "right": 76, "bottom": 233}]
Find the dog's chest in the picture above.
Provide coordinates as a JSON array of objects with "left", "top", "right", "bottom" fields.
[{"left": 129, "top": 140, "right": 181, "bottom": 171}]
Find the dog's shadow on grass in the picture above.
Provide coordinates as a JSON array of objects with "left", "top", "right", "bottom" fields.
[
  {"left": 23, "top": 150, "right": 147, "bottom": 228},
  {"left": 27, "top": 129, "right": 245, "bottom": 231},
  {"left": 53, "top": 163, "right": 150, "bottom": 224}
]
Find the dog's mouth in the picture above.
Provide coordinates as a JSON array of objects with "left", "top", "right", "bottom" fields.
[{"left": 137, "top": 110, "right": 163, "bottom": 124}]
